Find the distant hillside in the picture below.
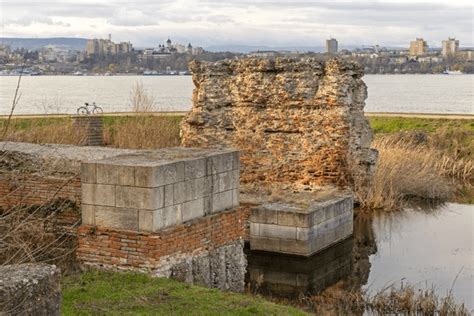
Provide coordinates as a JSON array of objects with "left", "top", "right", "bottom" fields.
[{"left": 0, "top": 37, "right": 88, "bottom": 50}]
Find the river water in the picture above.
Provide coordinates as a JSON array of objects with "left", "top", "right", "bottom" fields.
[
  {"left": 246, "top": 203, "right": 473, "bottom": 312},
  {"left": 0, "top": 74, "right": 473, "bottom": 115}
]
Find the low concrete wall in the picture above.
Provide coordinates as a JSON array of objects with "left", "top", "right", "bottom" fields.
[{"left": 0, "top": 263, "right": 61, "bottom": 315}]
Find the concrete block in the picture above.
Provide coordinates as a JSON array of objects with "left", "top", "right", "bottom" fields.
[
  {"left": 232, "top": 188, "right": 240, "bottom": 207},
  {"left": 135, "top": 162, "right": 185, "bottom": 187},
  {"left": 158, "top": 205, "right": 182, "bottom": 228},
  {"left": 95, "top": 206, "right": 138, "bottom": 231},
  {"left": 138, "top": 209, "right": 156, "bottom": 232},
  {"left": 116, "top": 165, "right": 135, "bottom": 186},
  {"left": 81, "top": 162, "right": 96, "bottom": 184},
  {"left": 231, "top": 169, "right": 240, "bottom": 189},
  {"left": 250, "top": 223, "right": 260, "bottom": 236},
  {"left": 164, "top": 184, "right": 174, "bottom": 207},
  {"left": 211, "top": 190, "right": 233, "bottom": 213},
  {"left": 297, "top": 227, "right": 311, "bottom": 241},
  {"left": 184, "top": 179, "right": 196, "bottom": 200},
  {"left": 203, "top": 196, "right": 211, "bottom": 215},
  {"left": 182, "top": 198, "right": 205, "bottom": 222},
  {"left": 312, "top": 209, "right": 326, "bottom": 225},
  {"left": 96, "top": 163, "right": 117, "bottom": 184},
  {"left": 259, "top": 223, "right": 297, "bottom": 239},
  {"left": 195, "top": 177, "right": 210, "bottom": 198},
  {"left": 184, "top": 158, "right": 207, "bottom": 179},
  {"left": 280, "top": 239, "right": 311, "bottom": 256},
  {"left": 81, "top": 204, "right": 95, "bottom": 225},
  {"left": 277, "top": 211, "right": 312, "bottom": 227},
  {"left": 231, "top": 151, "right": 240, "bottom": 170},
  {"left": 207, "top": 153, "right": 233, "bottom": 175},
  {"left": 250, "top": 207, "right": 278, "bottom": 224},
  {"left": 81, "top": 183, "right": 115, "bottom": 207},
  {"left": 208, "top": 174, "right": 219, "bottom": 194},
  {"left": 173, "top": 181, "right": 186, "bottom": 204},
  {"left": 250, "top": 236, "right": 280, "bottom": 252},
  {"left": 116, "top": 186, "right": 164, "bottom": 210},
  {"left": 217, "top": 171, "right": 233, "bottom": 192}
]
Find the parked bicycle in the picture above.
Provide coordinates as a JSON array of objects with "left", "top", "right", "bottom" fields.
[{"left": 77, "top": 102, "right": 103, "bottom": 115}]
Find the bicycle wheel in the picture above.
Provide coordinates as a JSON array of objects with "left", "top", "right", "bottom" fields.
[
  {"left": 77, "top": 107, "right": 89, "bottom": 115},
  {"left": 93, "top": 106, "right": 103, "bottom": 115}
]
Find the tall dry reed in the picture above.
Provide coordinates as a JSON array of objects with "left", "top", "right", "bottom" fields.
[{"left": 356, "top": 132, "right": 473, "bottom": 211}]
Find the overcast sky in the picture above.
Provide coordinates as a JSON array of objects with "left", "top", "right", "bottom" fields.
[{"left": 0, "top": 0, "right": 472, "bottom": 48}]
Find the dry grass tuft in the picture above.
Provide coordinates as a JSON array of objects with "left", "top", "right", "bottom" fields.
[{"left": 356, "top": 131, "right": 473, "bottom": 211}]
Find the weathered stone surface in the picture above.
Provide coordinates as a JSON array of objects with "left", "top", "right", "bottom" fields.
[
  {"left": 181, "top": 57, "right": 377, "bottom": 193},
  {"left": 0, "top": 263, "right": 61, "bottom": 316}
]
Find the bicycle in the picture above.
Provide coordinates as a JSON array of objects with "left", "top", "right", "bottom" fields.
[{"left": 77, "top": 102, "right": 103, "bottom": 115}]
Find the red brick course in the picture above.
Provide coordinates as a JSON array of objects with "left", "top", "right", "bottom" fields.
[{"left": 77, "top": 206, "right": 251, "bottom": 269}]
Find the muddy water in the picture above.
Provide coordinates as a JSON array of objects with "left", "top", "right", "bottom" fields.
[{"left": 245, "top": 203, "right": 473, "bottom": 311}]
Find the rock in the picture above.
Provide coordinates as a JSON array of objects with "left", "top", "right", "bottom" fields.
[{"left": 0, "top": 263, "right": 61, "bottom": 316}]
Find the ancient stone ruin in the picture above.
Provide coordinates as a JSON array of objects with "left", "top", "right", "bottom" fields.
[
  {"left": 182, "top": 57, "right": 377, "bottom": 256},
  {"left": 181, "top": 57, "right": 377, "bottom": 193}
]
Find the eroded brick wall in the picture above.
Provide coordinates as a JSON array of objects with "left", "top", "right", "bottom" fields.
[{"left": 181, "top": 57, "right": 377, "bottom": 191}]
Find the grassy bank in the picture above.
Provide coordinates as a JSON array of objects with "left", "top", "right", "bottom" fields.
[{"left": 62, "top": 270, "right": 308, "bottom": 316}]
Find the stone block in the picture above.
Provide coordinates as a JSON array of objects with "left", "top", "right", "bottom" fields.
[
  {"left": 207, "top": 153, "right": 233, "bottom": 175},
  {"left": 259, "top": 223, "right": 297, "bottom": 240},
  {"left": 95, "top": 206, "right": 138, "bottom": 231},
  {"left": 250, "top": 207, "right": 278, "bottom": 224},
  {"left": 158, "top": 205, "right": 182, "bottom": 228},
  {"left": 173, "top": 181, "right": 186, "bottom": 204},
  {"left": 182, "top": 198, "right": 205, "bottom": 222},
  {"left": 81, "top": 204, "right": 95, "bottom": 225},
  {"left": 250, "top": 236, "right": 280, "bottom": 252},
  {"left": 277, "top": 211, "right": 312, "bottom": 228},
  {"left": 231, "top": 169, "right": 240, "bottom": 188},
  {"left": 116, "top": 186, "right": 164, "bottom": 210},
  {"left": 184, "top": 158, "right": 207, "bottom": 179},
  {"left": 96, "top": 163, "right": 117, "bottom": 184},
  {"left": 280, "top": 239, "right": 311, "bottom": 256},
  {"left": 211, "top": 190, "right": 233, "bottom": 213},
  {"left": 81, "top": 162, "right": 96, "bottom": 184},
  {"left": 232, "top": 188, "right": 240, "bottom": 207},
  {"left": 164, "top": 184, "right": 174, "bottom": 207},
  {"left": 138, "top": 209, "right": 156, "bottom": 232},
  {"left": 116, "top": 165, "right": 135, "bottom": 186},
  {"left": 217, "top": 171, "right": 233, "bottom": 192},
  {"left": 250, "top": 223, "right": 260, "bottom": 236},
  {"left": 195, "top": 177, "right": 211, "bottom": 198},
  {"left": 297, "top": 227, "right": 311, "bottom": 241},
  {"left": 135, "top": 162, "right": 185, "bottom": 187},
  {"left": 231, "top": 151, "right": 240, "bottom": 170},
  {"left": 81, "top": 183, "right": 115, "bottom": 207}
]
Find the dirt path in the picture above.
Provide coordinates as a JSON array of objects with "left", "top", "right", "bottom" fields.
[{"left": 1, "top": 111, "right": 473, "bottom": 120}]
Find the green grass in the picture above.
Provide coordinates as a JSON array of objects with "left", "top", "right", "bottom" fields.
[
  {"left": 368, "top": 117, "right": 474, "bottom": 134},
  {"left": 62, "top": 270, "right": 309, "bottom": 316}
]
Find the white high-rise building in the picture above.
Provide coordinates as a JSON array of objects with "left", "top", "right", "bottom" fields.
[
  {"left": 326, "top": 38, "right": 338, "bottom": 54},
  {"left": 442, "top": 38, "right": 459, "bottom": 57}
]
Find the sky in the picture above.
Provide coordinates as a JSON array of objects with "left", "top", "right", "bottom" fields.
[{"left": 0, "top": 0, "right": 473, "bottom": 48}]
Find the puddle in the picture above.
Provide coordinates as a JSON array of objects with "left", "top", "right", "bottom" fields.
[{"left": 245, "top": 203, "right": 473, "bottom": 311}]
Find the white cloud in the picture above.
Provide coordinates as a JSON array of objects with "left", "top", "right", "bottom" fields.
[{"left": 0, "top": 0, "right": 472, "bottom": 47}]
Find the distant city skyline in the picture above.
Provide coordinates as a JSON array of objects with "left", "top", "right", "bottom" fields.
[{"left": 0, "top": 0, "right": 472, "bottom": 48}]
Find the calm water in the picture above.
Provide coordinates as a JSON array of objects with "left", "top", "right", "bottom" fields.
[
  {"left": 246, "top": 203, "right": 473, "bottom": 311},
  {"left": 0, "top": 75, "right": 472, "bottom": 115}
]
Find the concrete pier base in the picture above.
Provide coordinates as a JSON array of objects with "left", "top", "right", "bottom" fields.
[{"left": 249, "top": 195, "right": 353, "bottom": 256}]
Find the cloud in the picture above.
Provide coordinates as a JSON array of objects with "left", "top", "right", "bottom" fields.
[{"left": 0, "top": 0, "right": 472, "bottom": 47}]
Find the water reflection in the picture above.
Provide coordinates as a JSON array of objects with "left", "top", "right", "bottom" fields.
[
  {"left": 246, "top": 237, "right": 355, "bottom": 297},
  {"left": 245, "top": 203, "right": 472, "bottom": 310}
]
